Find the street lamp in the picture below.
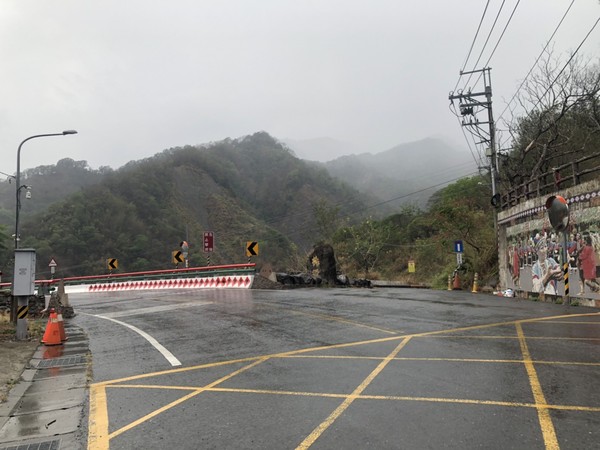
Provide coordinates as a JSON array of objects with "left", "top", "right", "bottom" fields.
[
  {"left": 14, "top": 130, "right": 78, "bottom": 249},
  {"left": 12, "top": 130, "right": 77, "bottom": 341}
]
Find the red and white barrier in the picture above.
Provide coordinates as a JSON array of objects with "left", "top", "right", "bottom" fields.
[{"left": 64, "top": 274, "right": 254, "bottom": 294}]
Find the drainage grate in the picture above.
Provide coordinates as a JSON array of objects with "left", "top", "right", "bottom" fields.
[
  {"left": 0, "top": 438, "right": 61, "bottom": 450},
  {"left": 35, "top": 355, "right": 86, "bottom": 369}
]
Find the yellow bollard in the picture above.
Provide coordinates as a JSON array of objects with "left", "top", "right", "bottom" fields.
[
  {"left": 472, "top": 272, "right": 479, "bottom": 293},
  {"left": 447, "top": 274, "right": 452, "bottom": 291}
]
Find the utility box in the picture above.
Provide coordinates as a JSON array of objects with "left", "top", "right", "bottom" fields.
[{"left": 13, "top": 249, "right": 36, "bottom": 296}]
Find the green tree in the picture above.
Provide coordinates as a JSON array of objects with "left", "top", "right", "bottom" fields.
[{"left": 335, "top": 217, "right": 392, "bottom": 278}]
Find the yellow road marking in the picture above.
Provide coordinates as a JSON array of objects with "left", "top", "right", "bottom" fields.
[
  {"left": 87, "top": 310, "right": 600, "bottom": 448},
  {"left": 296, "top": 336, "right": 413, "bottom": 450},
  {"left": 284, "top": 355, "right": 600, "bottom": 366},
  {"left": 103, "top": 384, "right": 600, "bottom": 413},
  {"left": 90, "top": 311, "right": 600, "bottom": 388},
  {"left": 88, "top": 385, "right": 109, "bottom": 450},
  {"left": 516, "top": 322, "right": 559, "bottom": 450},
  {"left": 108, "top": 357, "right": 270, "bottom": 441},
  {"left": 419, "top": 335, "right": 600, "bottom": 342}
]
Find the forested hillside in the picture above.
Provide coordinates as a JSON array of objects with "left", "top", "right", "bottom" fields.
[
  {"left": 0, "top": 158, "right": 110, "bottom": 226},
  {"left": 0, "top": 132, "right": 374, "bottom": 277}
]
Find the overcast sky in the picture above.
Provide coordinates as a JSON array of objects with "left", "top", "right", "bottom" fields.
[{"left": 1, "top": 0, "right": 598, "bottom": 172}]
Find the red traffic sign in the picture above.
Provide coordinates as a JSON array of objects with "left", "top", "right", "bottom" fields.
[{"left": 203, "top": 232, "right": 214, "bottom": 252}]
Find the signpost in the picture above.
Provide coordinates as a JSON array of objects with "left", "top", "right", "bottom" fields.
[
  {"left": 203, "top": 232, "right": 214, "bottom": 266},
  {"left": 246, "top": 241, "right": 259, "bottom": 262},
  {"left": 107, "top": 258, "right": 118, "bottom": 272},
  {"left": 172, "top": 250, "right": 184, "bottom": 267},
  {"left": 454, "top": 240, "right": 463, "bottom": 267},
  {"left": 49, "top": 257, "right": 58, "bottom": 279}
]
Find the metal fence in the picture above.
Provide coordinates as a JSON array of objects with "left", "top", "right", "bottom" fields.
[{"left": 500, "top": 152, "right": 600, "bottom": 210}]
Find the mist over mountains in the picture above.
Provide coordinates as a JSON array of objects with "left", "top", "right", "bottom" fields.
[
  {"left": 286, "top": 136, "right": 478, "bottom": 208},
  {"left": 0, "top": 132, "right": 477, "bottom": 274}
]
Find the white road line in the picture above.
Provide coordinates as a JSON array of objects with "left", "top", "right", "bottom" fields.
[
  {"left": 84, "top": 313, "right": 182, "bottom": 367},
  {"left": 100, "top": 301, "right": 211, "bottom": 319}
]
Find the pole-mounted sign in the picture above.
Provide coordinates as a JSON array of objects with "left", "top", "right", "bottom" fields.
[
  {"left": 454, "top": 240, "right": 463, "bottom": 266},
  {"left": 49, "top": 258, "right": 58, "bottom": 278},
  {"left": 246, "top": 241, "right": 259, "bottom": 257},
  {"left": 203, "top": 232, "right": 214, "bottom": 252},
  {"left": 172, "top": 250, "right": 184, "bottom": 265}
]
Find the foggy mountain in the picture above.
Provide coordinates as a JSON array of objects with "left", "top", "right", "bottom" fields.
[
  {"left": 323, "top": 138, "right": 478, "bottom": 208},
  {"left": 283, "top": 137, "right": 369, "bottom": 162}
]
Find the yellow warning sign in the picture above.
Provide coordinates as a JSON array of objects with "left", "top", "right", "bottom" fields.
[{"left": 408, "top": 260, "right": 416, "bottom": 273}]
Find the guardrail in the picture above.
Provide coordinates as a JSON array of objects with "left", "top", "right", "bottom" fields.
[
  {"left": 500, "top": 152, "right": 600, "bottom": 209},
  {"left": 0, "top": 263, "right": 257, "bottom": 294}
]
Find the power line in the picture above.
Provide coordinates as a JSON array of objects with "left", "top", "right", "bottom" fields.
[
  {"left": 454, "top": 0, "right": 492, "bottom": 92},
  {"left": 461, "top": 0, "right": 507, "bottom": 91},
  {"left": 496, "top": 0, "right": 576, "bottom": 124},
  {"left": 528, "top": 16, "right": 600, "bottom": 114},
  {"left": 471, "top": 0, "right": 522, "bottom": 88}
]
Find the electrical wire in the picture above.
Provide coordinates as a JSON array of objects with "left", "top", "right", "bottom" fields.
[
  {"left": 528, "top": 16, "right": 599, "bottom": 114},
  {"left": 461, "top": 0, "right": 507, "bottom": 91},
  {"left": 471, "top": 0, "right": 522, "bottom": 88},
  {"left": 453, "top": 0, "right": 492, "bottom": 92},
  {"left": 496, "top": 0, "right": 576, "bottom": 124}
]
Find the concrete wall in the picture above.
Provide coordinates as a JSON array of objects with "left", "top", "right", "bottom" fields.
[{"left": 498, "top": 179, "right": 600, "bottom": 308}]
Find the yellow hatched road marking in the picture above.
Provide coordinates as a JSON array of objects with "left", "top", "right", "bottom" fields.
[
  {"left": 87, "top": 311, "right": 600, "bottom": 449},
  {"left": 296, "top": 336, "right": 413, "bottom": 450},
  {"left": 109, "top": 357, "right": 269, "bottom": 440},
  {"left": 105, "top": 384, "right": 600, "bottom": 412},
  {"left": 516, "top": 322, "right": 559, "bottom": 450}
]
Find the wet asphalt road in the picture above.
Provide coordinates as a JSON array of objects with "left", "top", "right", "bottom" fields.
[{"left": 69, "top": 288, "right": 600, "bottom": 450}]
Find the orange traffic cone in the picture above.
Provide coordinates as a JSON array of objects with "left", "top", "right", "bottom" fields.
[
  {"left": 41, "top": 309, "right": 62, "bottom": 346},
  {"left": 56, "top": 312, "right": 68, "bottom": 342}
]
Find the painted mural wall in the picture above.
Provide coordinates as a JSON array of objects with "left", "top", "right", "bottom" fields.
[{"left": 498, "top": 179, "right": 600, "bottom": 308}]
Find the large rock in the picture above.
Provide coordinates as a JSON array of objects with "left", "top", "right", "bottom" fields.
[{"left": 307, "top": 244, "right": 337, "bottom": 285}]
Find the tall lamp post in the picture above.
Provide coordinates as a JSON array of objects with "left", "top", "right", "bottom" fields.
[
  {"left": 14, "top": 130, "right": 78, "bottom": 248},
  {"left": 13, "top": 130, "right": 77, "bottom": 340}
]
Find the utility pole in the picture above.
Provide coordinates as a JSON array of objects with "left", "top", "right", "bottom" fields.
[{"left": 449, "top": 67, "right": 499, "bottom": 212}]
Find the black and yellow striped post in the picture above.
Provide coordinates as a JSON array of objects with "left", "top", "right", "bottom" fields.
[
  {"left": 563, "top": 261, "right": 569, "bottom": 297},
  {"left": 545, "top": 195, "right": 570, "bottom": 306},
  {"left": 17, "top": 305, "right": 29, "bottom": 320}
]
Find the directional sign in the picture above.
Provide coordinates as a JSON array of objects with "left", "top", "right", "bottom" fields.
[
  {"left": 172, "top": 250, "right": 184, "bottom": 264},
  {"left": 107, "top": 258, "right": 118, "bottom": 270},
  {"left": 203, "top": 232, "right": 214, "bottom": 253},
  {"left": 246, "top": 241, "right": 259, "bottom": 257},
  {"left": 454, "top": 240, "right": 464, "bottom": 253}
]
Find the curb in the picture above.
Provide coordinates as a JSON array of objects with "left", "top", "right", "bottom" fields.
[{"left": 0, "top": 322, "right": 90, "bottom": 450}]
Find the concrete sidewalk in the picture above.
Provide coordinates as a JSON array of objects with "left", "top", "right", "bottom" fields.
[{"left": 0, "top": 323, "right": 89, "bottom": 450}]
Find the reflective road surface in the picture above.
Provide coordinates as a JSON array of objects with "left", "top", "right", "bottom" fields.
[{"left": 68, "top": 288, "right": 600, "bottom": 450}]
